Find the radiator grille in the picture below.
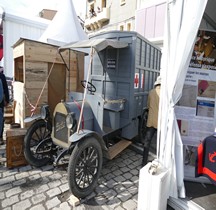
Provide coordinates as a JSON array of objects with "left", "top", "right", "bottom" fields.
[{"left": 54, "top": 112, "right": 68, "bottom": 143}]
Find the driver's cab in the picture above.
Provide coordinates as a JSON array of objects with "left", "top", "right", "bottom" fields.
[{"left": 56, "top": 30, "right": 161, "bottom": 143}]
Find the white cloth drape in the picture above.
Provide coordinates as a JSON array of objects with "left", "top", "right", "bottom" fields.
[{"left": 158, "top": 0, "right": 208, "bottom": 198}]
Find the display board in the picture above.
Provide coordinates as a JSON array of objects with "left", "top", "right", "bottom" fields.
[{"left": 176, "top": 29, "right": 216, "bottom": 170}]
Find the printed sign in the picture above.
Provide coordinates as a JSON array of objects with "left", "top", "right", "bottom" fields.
[{"left": 107, "top": 59, "right": 116, "bottom": 69}]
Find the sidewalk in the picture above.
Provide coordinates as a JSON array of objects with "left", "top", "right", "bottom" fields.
[
  {"left": 0, "top": 124, "right": 143, "bottom": 210},
  {"left": 3, "top": 123, "right": 214, "bottom": 210}
]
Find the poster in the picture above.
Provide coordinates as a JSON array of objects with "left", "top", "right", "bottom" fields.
[{"left": 175, "top": 29, "right": 216, "bottom": 166}]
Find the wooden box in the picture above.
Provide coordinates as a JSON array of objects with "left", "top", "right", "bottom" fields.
[
  {"left": 12, "top": 38, "right": 85, "bottom": 128},
  {"left": 6, "top": 128, "right": 28, "bottom": 168}
]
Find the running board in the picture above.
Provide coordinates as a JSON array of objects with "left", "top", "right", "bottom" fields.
[{"left": 106, "top": 139, "right": 132, "bottom": 160}]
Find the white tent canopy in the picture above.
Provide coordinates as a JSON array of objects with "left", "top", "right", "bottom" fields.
[
  {"left": 39, "top": 0, "right": 87, "bottom": 46},
  {"left": 158, "top": 0, "right": 208, "bottom": 200}
]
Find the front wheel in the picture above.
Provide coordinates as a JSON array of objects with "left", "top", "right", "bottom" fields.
[
  {"left": 24, "top": 119, "right": 53, "bottom": 167},
  {"left": 68, "top": 137, "right": 103, "bottom": 198}
]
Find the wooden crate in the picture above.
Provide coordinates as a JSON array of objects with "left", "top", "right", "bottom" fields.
[
  {"left": 6, "top": 128, "right": 28, "bottom": 168},
  {"left": 12, "top": 38, "right": 85, "bottom": 127}
]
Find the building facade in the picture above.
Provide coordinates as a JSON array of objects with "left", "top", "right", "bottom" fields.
[{"left": 84, "top": 0, "right": 137, "bottom": 36}]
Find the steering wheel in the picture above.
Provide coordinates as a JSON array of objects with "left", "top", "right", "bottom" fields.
[{"left": 81, "top": 80, "right": 96, "bottom": 94}]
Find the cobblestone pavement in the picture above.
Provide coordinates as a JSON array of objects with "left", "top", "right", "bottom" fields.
[{"left": 0, "top": 124, "right": 145, "bottom": 210}]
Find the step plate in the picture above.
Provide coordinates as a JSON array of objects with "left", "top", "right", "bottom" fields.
[{"left": 107, "top": 139, "right": 132, "bottom": 160}]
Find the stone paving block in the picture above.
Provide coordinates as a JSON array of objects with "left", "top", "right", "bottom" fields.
[
  {"left": 12, "top": 199, "right": 31, "bottom": 210},
  {"left": 28, "top": 174, "right": 41, "bottom": 181},
  {"left": 130, "top": 169, "right": 139, "bottom": 176},
  {"left": 106, "top": 197, "right": 121, "bottom": 209},
  {"left": 120, "top": 167, "right": 130, "bottom": 173},
  {"left": 0, "top": 191, "right": 5, "bottom": 199},
  {"left": 54, "top": 201, "right": 71, "bottom": 210},
  {"left": 114, "top": 205, "right": 125, "bottom": 210},
  {"left": 2, "top": 169, "right": 18, "bottom": 178},
  {"left": 0, "top": 175, "right": 15, "bottom": 186},
  {"left": 104, "top": 173, "right": 115, "bottom": 180},
  {"left": 12, "top": 178, "right": 26, "bottom": 186},
  {"left": 122, "top": 180, "right": 133, "bottom": 188},
  {"left": 19, "top": 165, "right": 32, "bottom": 172},
  {"left": 60, "top": 176, "right": 68, "bottom": 184},
  {"left": 15, "top": 172, "right": 29, "bottom": 180},
  {"left": 130, "top": 175, "right": 139, "bottom": 183},
  {"left": 48, "top": 180, "right": 61, "bottom": 188},
  {"left": 117, "top": 190, "right": 132, "bottom": 202},
  {"left": 35, "top": 184, "right": 49, "bottom": 194},
  {"left": 127, "top": 185, "right": 138, "bottom": 196},
  {"left": 20, "top": 190, "right": 34, "bottom": 200},
  {"left": 113, "top": 183, "right": 126, "bottom": 194},
  {"left": 113, "top": 169, "right": 122, "bottom": 176},
  {"left": 49, "top": 172, "right": 63, "bottom": 181},
  {"left": 46, "top": 187, "right": 61, "bottom": 198},
  {"left": 1, "top": 195, "right": 19, "bottom": 208},
  {"left": 114, "top": 175, "right": 126, "bottom": 183},
  {"left": 118, "top": 162, "right": 127, "bottom": 167},
  {"left": 104, "top": 189, "right": 117, "bottom": 199},
  {"left": 28, "top": 169, "right": 42, "bottom": 176},
  {"left": 31, "top": 193, "right": 46, "bottom": 204},
  {"left": 6, "top": 186, "right": 22, "bottom": 197},
  {"left": 59, "top": 183, "right": 69, "bottom": 193},
  {"left": 94, "top": 194, "right": 107, "bottom": 205},
  {"left": 41, "top": 165, "right": 54, "bottom": 171},
  {"left": 41, "top": 171, "right": 53, "bottom": 177},
  {"left": 30, "top": 204, "right": 46, "bottom": 210},
  {"left": 122, "top": 199, "right": 137, "bottom": 210},
  {"left": 68, "top": 194, "right": 80, "bottom": 207},
  {"left": 46, "top": 197, "right": 61, "bottom": 209},
  {"left": 0, "top": 183, "right": 12, "bottom": 192},
  {"left": 105, "top": 179, "right": 116, "bottom": 188},
  {"left": 95, "top": 184, "right": 109, "bottom": 194},
  {"left": 123, "top": 172, "right": 133, "bottom": 179}
]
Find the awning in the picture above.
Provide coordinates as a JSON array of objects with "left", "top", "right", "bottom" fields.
[{"left": 59, "top": 38, "right": 128, "bottom": 53}]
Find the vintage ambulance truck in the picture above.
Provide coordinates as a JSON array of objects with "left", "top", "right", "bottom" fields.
[{"left": 23, "top": 31, "right": 161, "bottom": 198}]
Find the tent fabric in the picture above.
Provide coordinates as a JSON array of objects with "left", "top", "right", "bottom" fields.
[
  {"left": 59, "top": 38, "right": 129, "bottom": 52},
  {"left": 39, "top": 0, "right": 87, "bottom": 45},
  {"left": 158, "top": 0, "right": 208, "bottom": 199}
]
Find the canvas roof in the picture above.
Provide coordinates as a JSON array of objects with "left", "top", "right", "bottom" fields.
[{"left": 59, "top": 38, "right": 129, "bottom": 53}]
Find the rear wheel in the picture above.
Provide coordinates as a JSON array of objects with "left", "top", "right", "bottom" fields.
[
  {"left": 24, "top": 119, "right": 53, "bottom": 167},
  {"left": 68, "top": 137, "right": 103, "bottom": 198}
]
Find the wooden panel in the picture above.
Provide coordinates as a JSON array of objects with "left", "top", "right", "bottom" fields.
[
  {"left": 25, "top": 61, "right": 48, "bottom": 84},
  {"left": 13, "top": 41, "right": 25, "bottom": 59},
  {"left": 48, "top": 63, "right": 66, "bottom": 114},
  {"left": 6, "top": 128, "right": 28, "bottom": 168},
  {"left": 13, "top": 39, "right": 85, "bottom": 127}
]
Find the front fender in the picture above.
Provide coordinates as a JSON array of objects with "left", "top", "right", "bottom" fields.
[
  {"left": 69, "top": 129, "right": 107, "bottom": 151},
  {"left": 24, "top": 114, "right": 42, "bottom": 123}
]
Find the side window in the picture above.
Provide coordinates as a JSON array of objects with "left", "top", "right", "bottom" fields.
[
  {"left": 127, "top": 23, "right": 131, "bottom": 31},
  {"left": 119, "top": 25, "right": 124, "bottom": 31}
]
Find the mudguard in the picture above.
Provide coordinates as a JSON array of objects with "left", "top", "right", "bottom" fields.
[
  {"left": 24, "top": 114, "right": 42, "bottom": 123},
  {"left": 69, "top": 129, "right": 107, "bottom": 151}
]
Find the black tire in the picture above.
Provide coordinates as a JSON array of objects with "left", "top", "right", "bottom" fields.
[
  {"left": 68, "top": 137, "right": 103, "bottom": 198},
  {"left": 24, "top": 119, "right": 52, "bottom": 167},
  {"left": 138, "top": 108, "right": 149, "bottom": 144}
]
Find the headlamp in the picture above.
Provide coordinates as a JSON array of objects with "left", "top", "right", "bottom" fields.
[{"left": 66, "top": 112, "right": 75, "bottom": 129}]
